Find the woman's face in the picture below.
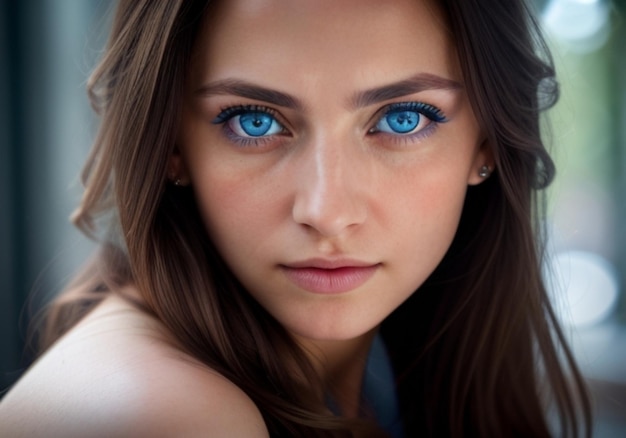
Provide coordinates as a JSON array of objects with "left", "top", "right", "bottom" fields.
[{"left": 177, "top": 0, "right": 489, "bottom": 342}]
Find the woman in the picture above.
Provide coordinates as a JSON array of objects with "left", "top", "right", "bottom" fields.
[{"left": 0, "top": 0, "right": 591, "bottom": 436}]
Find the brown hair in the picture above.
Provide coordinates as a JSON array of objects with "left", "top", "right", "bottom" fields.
[
  {"left": 39, "top": 0, "right": 591, "bottom": 436},
  {"left": 382, "top": 1, "right": 592, "bottom": 436}
]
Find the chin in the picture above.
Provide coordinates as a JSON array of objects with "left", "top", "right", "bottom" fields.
[{"left": 283, "top": 315, "right": 382, "bottom": 344}]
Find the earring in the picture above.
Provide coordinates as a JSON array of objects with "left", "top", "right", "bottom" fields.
[
  {"left": 478, "top": 165, "right": 490, "bottom": 178},
  {"left": 174, "top": 179, "right": 181, "bottom": 186}
]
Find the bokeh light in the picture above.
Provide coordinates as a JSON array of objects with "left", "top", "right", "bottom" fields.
[{"left": 548, "top": 250, "right": 620, "bottom": 326}]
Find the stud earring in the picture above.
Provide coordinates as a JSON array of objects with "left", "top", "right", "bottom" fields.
[
  {"left": 478, "top": 165, "right": 490, "bottom": 178},
  {"left": 174, "top": 179, "right": 181, "bottom": 186}
]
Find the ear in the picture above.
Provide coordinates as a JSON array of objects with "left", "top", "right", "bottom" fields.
[
  {"left": 166, "top": 146, "right": 191, "bottom": 186},
  {"left": 467, "top": 139, "right": 495, "bottom": 186}
]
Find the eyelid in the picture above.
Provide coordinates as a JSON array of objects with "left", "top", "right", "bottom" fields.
[
  {"left": 211, "top": 103, "right": 291, "bottom": 148},
  {"left": 380, "top": 101, "right": 448, "bottom": 123},
  {"left": 366, "top": 101, "right": 448, "bottom": 134},
  {"left": 211, "top": 104, "right": 283, "bottom": 125},
  {"left": 364, "top": 101, "right": 449, "bottom": 146}
]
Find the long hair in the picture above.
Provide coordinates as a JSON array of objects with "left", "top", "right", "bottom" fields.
[
  {"left": 381, "top": 1, "right": 592, "bottom": 436},
  {"left": 38, "top": 0, "right": 591, "bottom": 436}
]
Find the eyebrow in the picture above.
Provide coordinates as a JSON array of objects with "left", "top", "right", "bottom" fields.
[
  {"left": 195, "top": 73, "right": 462, "bottom": 111},
  {"left": 351, "top": 73, "right": 463, "bottom": 109},
  {"left": 195, "top": 79, "right": 303, "bottom": 111}
]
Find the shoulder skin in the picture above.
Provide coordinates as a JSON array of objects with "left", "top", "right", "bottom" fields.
[{"left": 0, "top": 293, "right": 269, "bottom": 438}]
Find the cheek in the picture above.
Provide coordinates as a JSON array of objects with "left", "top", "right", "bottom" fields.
[
  {"left": 385, "top": 163, "right": 470, "bottom": 263},
  {"left": 386, "top": 155, "right": 470, "bottom": 220},
  {"left": 191, "top": 166, "right": 284, "bottom": 258},
  {"left": 408, "top": 188, "right": 465, "bottom": 246}
]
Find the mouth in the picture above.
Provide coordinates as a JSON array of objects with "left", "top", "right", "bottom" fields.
[{"left": 279, "top": 259, "right": 380, "bottom": 294}]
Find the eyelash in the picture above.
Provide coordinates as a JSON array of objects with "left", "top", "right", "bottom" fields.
[
  {"left": 211, "top": 101, "right": 448, "bottom": 148},
  {"left": 212, "top": 104, "right": 279, "bottom": 124},
  {"left": 368, "top": 102, "right": 448, "bottom": 143},
  {"left": 212, "top": 104, "right": 285, "bottom": 147},
  {"left": 384, "top": 102, "right": 447, "bottom": 123}
]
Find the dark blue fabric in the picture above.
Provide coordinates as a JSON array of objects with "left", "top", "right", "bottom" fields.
[
  {"left": 363, "top": 334, "right": 405, "bottom": 438},
  {"left": 324, "top": 334, "right": 405, "bottom": 437}
]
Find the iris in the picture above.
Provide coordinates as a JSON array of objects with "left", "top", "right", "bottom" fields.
[
  {"left": 371, "top": 102, "right": 446, "bottom": 137},
  {"left": 238, "top": 112, "right": 274, "bottom": 136},
  {"left": 384, "top": 110, "right": 419, "bottom": 133}
]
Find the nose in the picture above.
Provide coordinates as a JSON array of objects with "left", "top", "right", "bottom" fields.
[{"left": 291, "top": 135, "right": 367, "bottom": 237}]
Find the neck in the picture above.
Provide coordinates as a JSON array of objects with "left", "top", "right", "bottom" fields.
[{"left": 295, "top": 328, "right": 378, "bottom": 418}]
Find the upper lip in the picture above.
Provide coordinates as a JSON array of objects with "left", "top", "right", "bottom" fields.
[{"left": 281, "top": 258, "right": 378, "bottom": 269}]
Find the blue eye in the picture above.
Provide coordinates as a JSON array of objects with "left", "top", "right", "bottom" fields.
[
  {"left": 382, "top": 110, "right": 420, "bottom": 133},
  {"left": 212, "top": 105, "right": 284, "bottom": 139},
  {"left": 372, "top": 102, "right": 447, "bottom": 136},
  {"left": 232, "top": 112, "right": 282, "bottom": 137}
]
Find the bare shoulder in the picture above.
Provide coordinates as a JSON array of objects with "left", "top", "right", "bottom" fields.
[{"left": 0, "top": 292, "right": 269, "bottom": 438}]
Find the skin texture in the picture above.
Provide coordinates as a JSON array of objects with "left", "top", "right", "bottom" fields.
[
  {"left": 0, "top": 293, "right": 269, "bottom": 437},
  {"left": 0, "top": 0, "right": 493, "bottom": 435},
  {"left": 176, "top": 0, "right": 491, "bottom": 414}
]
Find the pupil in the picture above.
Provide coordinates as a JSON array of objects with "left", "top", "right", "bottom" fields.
[
  {"left": 240, "top": 112, "right": 273, "bottom": 136},
  {"left": 388, "top": 110, "right": 419, "bottom": 133}
]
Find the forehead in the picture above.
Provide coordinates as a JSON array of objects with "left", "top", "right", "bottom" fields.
[{"left": 190, "top": 0, "right": 459, "bottom": 94}]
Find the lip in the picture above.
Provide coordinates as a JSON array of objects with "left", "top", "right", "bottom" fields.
[{"left": 280, "top": 259, "right": 380, "bottom": 294}]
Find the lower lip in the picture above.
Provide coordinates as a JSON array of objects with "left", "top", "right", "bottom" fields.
[{"left": 281, "top": 265, "right": 379, "bottom": 294}]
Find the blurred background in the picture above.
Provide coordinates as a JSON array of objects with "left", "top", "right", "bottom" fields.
[{"left": 0, "top": 0, "right": 624, "bottom": 434}]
